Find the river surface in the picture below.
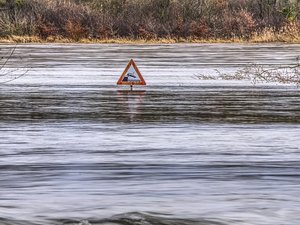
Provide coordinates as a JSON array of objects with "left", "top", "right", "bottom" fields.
[{"left": 0, "top": 44, "right": 300, "bottom": 225}]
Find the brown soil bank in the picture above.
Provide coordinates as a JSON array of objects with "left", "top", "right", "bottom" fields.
[{"left": 0, "top": 0, "right": 300, "bottom": 43}]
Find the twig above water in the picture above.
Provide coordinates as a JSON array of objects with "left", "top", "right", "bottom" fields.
[
  {"left": 194, "top": 59, "right": 300, "bottom": 86},
  {"left": 0, "top": 45, "right": 29, "bottom": 84}
]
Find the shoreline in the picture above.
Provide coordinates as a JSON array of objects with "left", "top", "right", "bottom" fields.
[{"left": 1, "top": 35, "right": 300, "bottom": 44}]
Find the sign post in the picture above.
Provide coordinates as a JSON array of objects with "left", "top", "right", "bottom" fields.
[{"left": 117, "top": 59, "right": 146, "bottom": 90}]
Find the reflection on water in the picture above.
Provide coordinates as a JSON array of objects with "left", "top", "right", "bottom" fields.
[
  {"left": 0, "top": 44, "right": 300, "bottom": 225},
  {"left": 117, "top": 90, "right": 146, "bottom": 122},
  {"left": 0, "top": 86, "right": 300, "bottom": 123}
]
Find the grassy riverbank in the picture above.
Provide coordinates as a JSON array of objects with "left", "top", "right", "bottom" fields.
[
  {"left": 2, "top": 24, "right": 300, "bottom": 44},
  {"left": 1, "top": 0, "right": 300, "bottom": 44},
  {"left": 1, "top": 33, "right": 300, "bottom": 44}
]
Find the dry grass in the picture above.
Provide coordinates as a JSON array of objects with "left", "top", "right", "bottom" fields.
[
  {"left": 0, "top": 35, "right": 43, "bottom": 43},
  {"left": 1, "top": 34, "right": 300, "bottom": 44},
  {"left": 252, "top": 23, "right": 300, "bottom": 43},
  {"left": 0, "top": 36, "right": 178, "bottom": 44}
]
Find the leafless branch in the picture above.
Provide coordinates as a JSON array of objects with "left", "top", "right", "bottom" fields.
[
  {"left": 0, "top": 45, "right": 17, "bottom": 71},
  {"left": 194, "top": 58, "right": 300, "bottom": 86},
  {"left": 0, "top": 45, "right": 29, "bottom": 84}
]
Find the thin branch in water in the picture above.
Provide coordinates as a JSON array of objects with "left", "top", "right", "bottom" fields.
[
  {"left": 0, "top": 45, "right": 29, "bottom": 84},
  {"left": 0, "top": 70, "right": 29, "bottom": 84},
  {"left": 194, "top": 58, "right": 300, "bottom": 86},
  {"left": 0, "top": 45, "right": 17, "bottom": 71}
]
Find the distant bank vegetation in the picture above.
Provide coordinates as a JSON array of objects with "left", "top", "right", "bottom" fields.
[{"left": 0, "top": 0, "right": 300, "bottom": 43}]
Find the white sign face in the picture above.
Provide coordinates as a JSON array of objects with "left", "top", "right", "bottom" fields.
[
  {"left": 122, "top": 65, "right": 141, "bottom": 82},
  {"left": 117, "top": 59, "right": 146, "bottom": 86}
]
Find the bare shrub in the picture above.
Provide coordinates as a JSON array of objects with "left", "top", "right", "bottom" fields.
[
  {"left": 65, "top": 19, "right": 88, "bottom": 41},
  {"left": 138, "top": 26, "right": 156, "bottom": 40},
  {"left": 36, "top": 15, "right": 60, "bottom": 38},
  {"left": 0, "top": 0, "right": 36, "bottom": 37},
  {"left": 0, "top": 0, "right": 300, "bottom": 41},
  {"left": 235, "top": 10, "right": 256, "bottom": 38},
  {"left": 189, "top": 21, "right": 211, "bottom": 39},
  {"left": 195, "top": 59, "right": 300, "bottom": 86}
]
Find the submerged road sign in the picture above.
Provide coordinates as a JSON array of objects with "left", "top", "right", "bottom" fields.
[{"left": 117, "top": 59, "right": 146, "bottom": 86}]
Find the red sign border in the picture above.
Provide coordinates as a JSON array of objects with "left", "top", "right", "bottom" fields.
[{"left": 117, "top": 59, "right": 146, "bottom": 85}]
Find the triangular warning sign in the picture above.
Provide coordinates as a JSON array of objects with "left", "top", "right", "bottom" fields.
[{"left": 117, "top": 59, "right": 146, "bottom": 85}]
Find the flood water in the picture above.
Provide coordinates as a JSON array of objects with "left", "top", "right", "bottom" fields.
[{"left": 0, "top": 44, "right": 300, "bottom": 225}]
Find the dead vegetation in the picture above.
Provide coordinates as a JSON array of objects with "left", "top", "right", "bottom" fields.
[
  {"left": 194, "top": 57, "right": 300, "bottom": 86},
  {"left": 0, "top": 0, "right": 300, "bottom": 42},
  {"left": 0, "top": 45, "right": 28, "bottom": 84}
]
